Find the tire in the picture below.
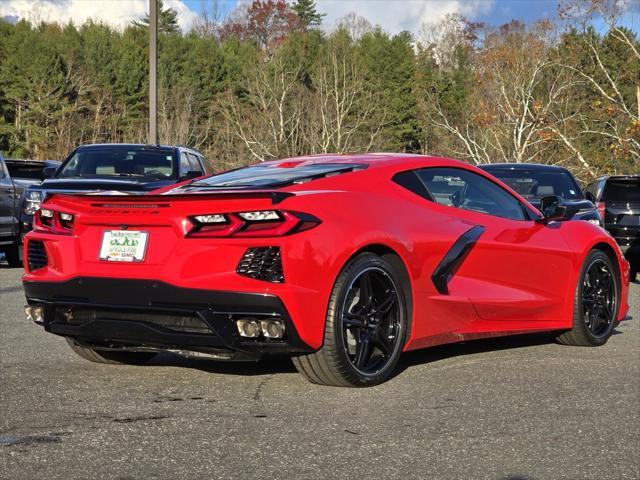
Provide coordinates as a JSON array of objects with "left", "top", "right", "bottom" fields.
[
  {"left": 66, "top": 338, "right": 157, "bottom": 365},
  {"left": 293, "top": 252, "right": 410, "bottom": 387},
  {"left": 556, "top": 249, "right": 619, "bottom": 347},
  {"left": 4, "top": 242, "right": 22, "bottom": 268}
]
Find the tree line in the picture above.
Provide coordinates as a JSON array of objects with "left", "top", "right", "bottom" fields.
[{"left": 0, "top": 0, "right": 637, "bottom": 179}]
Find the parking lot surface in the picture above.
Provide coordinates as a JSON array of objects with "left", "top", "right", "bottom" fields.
[{"left": 1, "top": 265, "right": 638, "bottom": 479}]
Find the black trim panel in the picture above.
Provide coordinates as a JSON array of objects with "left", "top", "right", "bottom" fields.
[
  {"left": 431, "top": 225, "right": 485, "bottom": 295},
  {"left": 23, "top": 277, "right": 312, "bottom": 353}
]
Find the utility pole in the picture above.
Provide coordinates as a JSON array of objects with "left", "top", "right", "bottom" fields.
[{"left": 149, "top": 0, "right": 158, "bottom": 144}]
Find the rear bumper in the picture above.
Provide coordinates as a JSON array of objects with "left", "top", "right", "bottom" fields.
[{"left": 23, "top": 277, "right": 313, "bottom": 354}]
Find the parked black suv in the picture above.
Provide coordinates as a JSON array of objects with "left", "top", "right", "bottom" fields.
[
  {"left": 22, "top": 144, "right": 210, "bottom": 232},
  {"left": 479, "top": 163, "right": 600, "bottom": 225},
  {"left": 586, "top": 175, "right": 640, "bottom": 280}
]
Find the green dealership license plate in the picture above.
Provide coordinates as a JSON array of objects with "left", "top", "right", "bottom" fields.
[{"left": 99, "top": 230, "right": 148, "bottom": 262}]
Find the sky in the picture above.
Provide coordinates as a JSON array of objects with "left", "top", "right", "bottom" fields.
[{"left": 0, "top": 0, "right": 638, "bottom": 34}]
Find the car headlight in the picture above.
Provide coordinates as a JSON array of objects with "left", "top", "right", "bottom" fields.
[
  {"left": 586, "top": 219, "right": 602, "bottom": 227},
  {"left": 23, "top": 190, "right": 43, "bottom": 215}
]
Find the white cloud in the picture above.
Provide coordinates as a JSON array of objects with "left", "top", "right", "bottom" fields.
[
  {"left": 0, "top": 0, "right": 199, "bottom": 32},
  {"left": 316, "top": 0, "right": 495, "bottom": 34}
]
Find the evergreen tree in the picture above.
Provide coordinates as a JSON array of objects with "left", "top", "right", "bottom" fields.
[
  {"left": 133, "top": 0, "right": 180, "bottom": 34},
  {"left": 292, "top": 0, "right": 325, "bottom": 28}
]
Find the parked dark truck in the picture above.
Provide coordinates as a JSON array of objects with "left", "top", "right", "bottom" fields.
[
  {"left": 1, "top": 157, "right": 62, "bottom": 266},
  {"left": 479, "top": 163, "right": 601, "bottom": 225},
  {"left": 21, "top": 144, "right": 210, "bottom": 233},
  {"left": 586, "top": 175, "right": 640, "bottom": 281}
]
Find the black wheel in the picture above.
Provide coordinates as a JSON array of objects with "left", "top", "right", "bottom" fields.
[
  {"left": 556, "top": 250, "right": 619, "bottom": 347},
  {"left": 4, "top": 242, "right": 22, "bottom": 268},
  {"left": 292, "top": 253, "right": 410, "bottom": 387},
  {"left": 66, "top": 339, "right": 157, "bottom": 365}
]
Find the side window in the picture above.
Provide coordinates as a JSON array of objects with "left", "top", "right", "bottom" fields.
[
  {"left": 61, "top": 153, "right": 81, "bottom": 176},
  {"left": 186, "top": 153, "right": 202, "bottom": 173},
  {"left": 198, "top": 155, "right": 208, "bottom": 174},
  {"left": 416, "top": 168, "right": 528, "bottom": 221},
  {"left": 179, "top": 152, "right": 191, "bottom": 177}
]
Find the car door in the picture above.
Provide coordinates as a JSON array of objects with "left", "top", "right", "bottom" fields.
[
  {"left": 0, "top": 158, "right": 18, "bottom": 240},
  {"left": 416, "top": 167, "right": 575, "bottom": 329}
]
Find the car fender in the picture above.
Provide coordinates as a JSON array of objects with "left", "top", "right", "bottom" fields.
[{"left": 558, "top": 220, "right": 630, "bottom": 321}]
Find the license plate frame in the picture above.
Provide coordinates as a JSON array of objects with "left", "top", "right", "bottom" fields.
[{"left": 99, "top": 230, "right": 149, "bottom": 263}]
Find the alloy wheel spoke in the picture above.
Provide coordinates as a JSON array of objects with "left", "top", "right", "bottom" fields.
[
  {"left": 599, "top": 275, "right": 612, "bottom": 294},
  {"left": 343, "top": 314, "right": 363, "bottom": 328},
  {"left": 376, "top": 289, "right": 397, "bottom": 315},
  {"left": 359, "top": 273, "right": 375, "bottom": 306},
  {"left": 354, "top": 330, "right": 373, "bottom": 369},
  {"left": 590, "top": 312, "right": 601, "bottom": 333},
  {"left": 375, "top": 332, "right": 393, "bottom": 356}
]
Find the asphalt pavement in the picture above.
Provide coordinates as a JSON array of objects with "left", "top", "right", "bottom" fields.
[{"left": 1, "top": 264, "right": 638, "bottom": 479}]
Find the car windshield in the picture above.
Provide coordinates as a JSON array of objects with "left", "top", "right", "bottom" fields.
[
  {"left": 603, "top": 178, "right": 640, "bottom": 202},
  {"left": 485, "top": 169, "right": 583, "bottom": 200},
  {"left": 189, "top": 163, "right": 366, "bottom": 189},
  {"left": 57, "top": 147, "right": 176, "bottom": 180}
]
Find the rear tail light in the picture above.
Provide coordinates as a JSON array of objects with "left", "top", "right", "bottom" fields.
[
  {"left": 59, "top": 212, "right": 74, "bottom": 229},
  {"left": 237, "top": 210, "right": 280, "bottom": 221},
  {"left": 188, "top": 210, "right": 320, "bottom": 238},
  {"left": 39, "top": 208, "right": 54, "bottom": 228},
  {"left": 597, "top": 202, "right": 606, "bottom": 222},
  {"left": 34, "top": 208, "right": 74, "bottom": 234},
  {"left": 194, "top": 214, "right": 226, "bottom": 224}
]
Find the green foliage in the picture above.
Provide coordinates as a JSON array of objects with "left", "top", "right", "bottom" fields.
[
  {"left": 0, "top": 9, "right": 636, "bottom": 179},
  {"left": 133, "top": 0, "right": 180, "bottom": 34},
  {"left": 292, "top": 0, "right": 326, "bottom": 28},
  {"left": 359, "top": 29, "right": 420, "bottom": 151}
]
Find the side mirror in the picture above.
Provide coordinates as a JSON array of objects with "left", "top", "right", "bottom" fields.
[
  {"left": 182, "top": 170, "right": 203, "bottom": 180},
  {"left": 537, "top": 195, "right": 572, "bottom": 223},
  {"left": 43, "top": 166, "right": 57, "bottom": 178}
]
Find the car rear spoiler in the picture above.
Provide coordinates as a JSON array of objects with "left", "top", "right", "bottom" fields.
[{"left": 46, "top": 190, "right": 296, "bottom": 207}]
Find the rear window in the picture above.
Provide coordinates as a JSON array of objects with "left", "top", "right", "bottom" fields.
[
  {"left": 603, "top": 178, "right": 640, "bottom": 202},
  {"left": 6, "top": 162, "right": 48, "bottom": 180},
  {"left": 484, "top": 168, "right": 583, "bottom": 200},
  {"left": 58, "top": 147, "right": 177, "bottom": 180},
  {"left": 190, "top": 163, "right": 366, "bottom": 189}
]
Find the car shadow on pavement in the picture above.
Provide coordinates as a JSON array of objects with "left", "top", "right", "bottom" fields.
[
  {"left": 147, "top": 351, "right": 298, "bottom": 376},
  {"left": 396, "top": 332, "right": 567, "bottom": 375},
  {"left": 395, "top": 324, "right": 628, "bottom": 378},
  {"left": 145, "top": 324, "right": 630, "bottom": 378}
]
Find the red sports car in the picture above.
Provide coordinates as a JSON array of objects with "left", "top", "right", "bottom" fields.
[{"left": 22, "top": 154, "right": 631, "bottom": 387}]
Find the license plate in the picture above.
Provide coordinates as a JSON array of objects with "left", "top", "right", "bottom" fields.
[{"left": 99, "top": 230, "right": 148, "bottom": 262}]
